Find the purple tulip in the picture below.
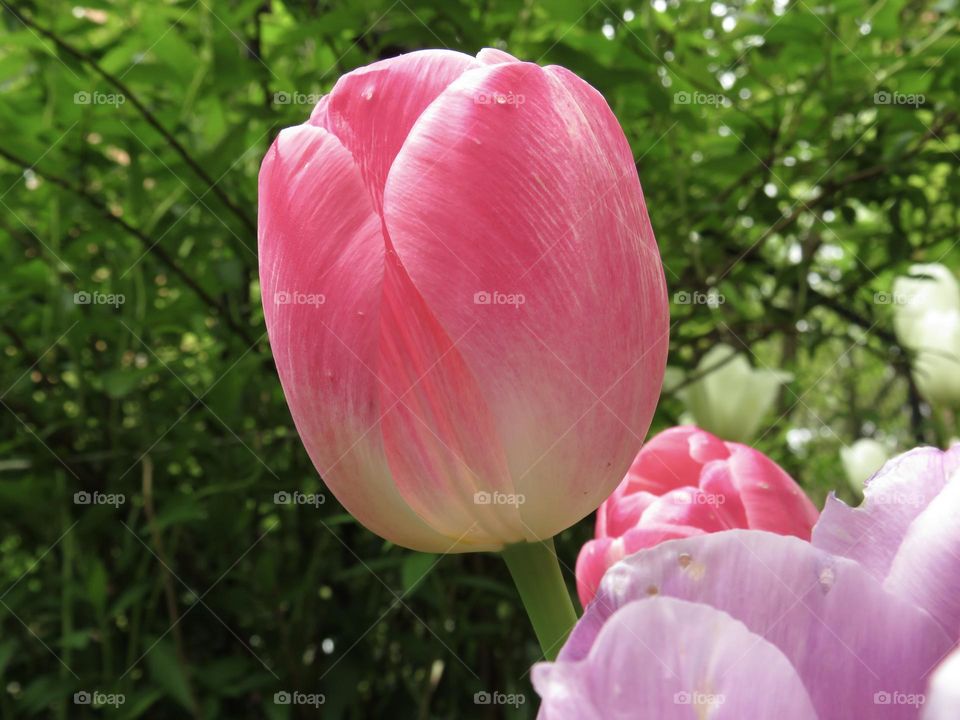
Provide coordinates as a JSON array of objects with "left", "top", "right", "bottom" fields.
[
  {"left": 534, "top": 445, "right": 960, "bottom": 719},
  {"left": 813, "top": 445, "right": 960, "bottom": 638}
]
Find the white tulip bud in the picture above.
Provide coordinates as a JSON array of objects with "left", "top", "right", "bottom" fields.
[
  {"left": 892, "top": 264, "right": 960, "bottom": 408},
  {"left": 677, "top": 344, "right": 791, "bottom": 443},
  {"left": 840, "top": 438, "right": 891, "bottom": 493}
]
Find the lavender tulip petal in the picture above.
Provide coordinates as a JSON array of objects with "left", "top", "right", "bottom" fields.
[
  {"left": 812, "top": 446, "right": 960, "bottom": 580},
  {"left": 568, "top": 530, "right": 952, "bottom": 720},
  {"left": 885, "top": 473, "right": 960, "bottom": 636},
  {"left": 533, "top": 596, "right": 817, "bottom": 720}
]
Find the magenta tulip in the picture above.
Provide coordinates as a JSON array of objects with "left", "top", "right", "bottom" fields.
[
  {"left": 575, "top": 425, "right": 819, "bottom": 606},
  {"left": 258, "top": 49, "right": 669, "bottom": 551}
]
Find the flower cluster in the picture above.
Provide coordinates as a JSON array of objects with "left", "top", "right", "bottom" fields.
[{"left": 537, "top": 442, "right": 960, "bottom": 719}]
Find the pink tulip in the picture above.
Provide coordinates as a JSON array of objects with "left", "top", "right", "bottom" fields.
[
  {"left": 575, "top": 425, "right": 819, "bottom": 606},
  {"left": 258, "top": 49, "right": 669, "bottom": 551}
]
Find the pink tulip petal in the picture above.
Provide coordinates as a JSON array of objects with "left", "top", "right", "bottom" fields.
[
  {"left": 884, "top": 472, "right": 960, "bottom": 636},
  {"left": 259, "top": 124, "right": 458, "bottom": 551},
  {"left": 312, "top": 49, "right": 479, "bottom": 212},
  {"left": 625, "top": 425, "right": 729, "bottom": 495},
  {"left": 575, "top": 538, "right": 614, "bottom": 612},
  {"left": 599, "top": 487, "right": 658, "bottom": 537},
  {"left": 724, "top": 445, "right": 819, "bottom": 537},
  {"left": 813, "top": 446, "right": 960, "bottom": 579},
  {"left": 567, "top": 530, "right": 952, "bottom": 719},
  {"left": 689, "top": 431, "right": 732, "bottom": 463},
  {"left": 476, "top": 47, "right": 520, "bottom": 65},
  {"left": 637, "top": 487, "right": 733, "bottom": 532},
  {"left": 697, "top": 460, "right": 749, "bottom": 527},
  {"left": 383, "top": 59, "right": 668, "bottom": 540},
  {"left": 376, "top": 248, "right": 526, "bottom": 544},
  {"left": 533, "top": 597, "right": 818, "bottom": 720}
]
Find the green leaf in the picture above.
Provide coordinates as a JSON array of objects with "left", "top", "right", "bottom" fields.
[{"left": 146, "top": 639, "right": 194, "bottom": 712}]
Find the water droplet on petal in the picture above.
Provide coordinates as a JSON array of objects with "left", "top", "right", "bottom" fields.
[{"left": 678, "top": 552, "right": 693, "bottom": 568}]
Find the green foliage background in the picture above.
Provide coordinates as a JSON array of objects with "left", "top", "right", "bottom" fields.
[{"left": 0, "top": 0, "right": 958, "bottom": 717}]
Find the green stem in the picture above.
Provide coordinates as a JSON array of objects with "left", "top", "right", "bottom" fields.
[{"left": 501, "top": 538, "right": 579, "bottom": 661}]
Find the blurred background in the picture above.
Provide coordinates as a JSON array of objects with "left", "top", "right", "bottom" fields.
[{"left": 1, "top": 0, "right": 958, "bottom": 717}]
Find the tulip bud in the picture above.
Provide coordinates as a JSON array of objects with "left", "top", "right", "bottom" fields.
[
  {"left": 676, "top": 344, "right": 791, "bottom": 443},
  {"left": 839, "top": 438, "right": 890, "bottom": 493},
  {"left": 892, "top": 264, "right": 960, "bottom": 408},
  {"left": 258, "top": 49, "right": 669, "bottom": 552},
  {"left": 576, "top": 426, "right": 818, "bottom": 606}
]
